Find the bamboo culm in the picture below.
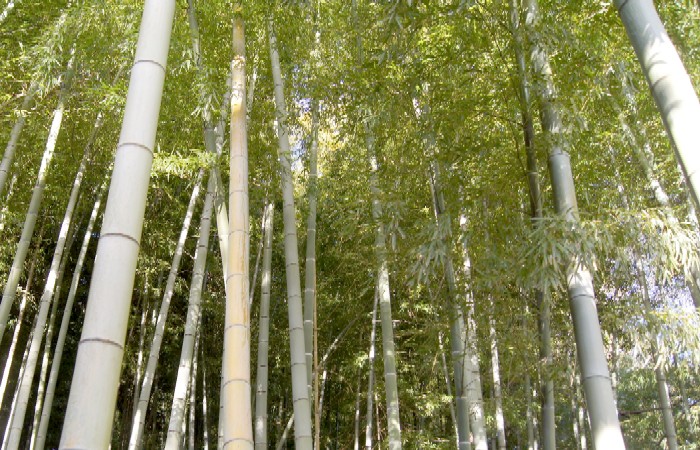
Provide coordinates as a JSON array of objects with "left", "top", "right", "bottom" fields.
[
  {"left": 28, "top": 223, "right": 78, "bottom": 450},
  {"left": 0, "top": 222, "right": 43, "bottom": 415},
  {"left": 222, "top": 14, "right": 254, "bottom": 450},
  {"left": 368, "top": 145, "right": 402, "bottom": 450},
  {"left": 365, "top": 288, "right": 378, "bottom": 450},
  {"left": 268, "top": 18, "right": 313, "bottom": 450},
  {"left": 524, "top": 0, "right": 625, "bottom": 446},
  {"left": 0, "top": 54, "right": 75, "bottom": 344},
  {"left": 614, "top": 0, "right": 700, "bottom": 214},
  {"left": 34, "top": 185, "right": 104, "bottom": 450},
  {"left": 165, "top": 172, "right": 214, "bottom": 448},
  {"left": 254, "top": 203, "right": 274, "bottom": 449},
  {"left": 509, "top": 2, "right": 555, "bottom": 447},
  {"left": 58, "top": 0, "right": 176, "bottom": 444},
  {"left": 129, "top": 170, "right": 203, "bottom": 450},
  {"left": 6, "top": 113, "right": 86, "bottom": 448}
]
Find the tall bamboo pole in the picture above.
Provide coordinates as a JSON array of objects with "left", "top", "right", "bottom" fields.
[
  {"left": 509, "top": 2, "right": 555, "bottom": 447},
  {"left": 6, "top": 119, "right": 86, "bottom": 448},
  {"left": 0, "top": 53, "right": 75, "bottom": 343},
  {"left": 524, "top": 0, "right": 625, "bottom": 447},
  {"left": 268, "top": 17, "right": 313, "bottom": 450},
  {"left": 165, "top": 173, "right": 214, "bottom": 448},
  {"left": 0, "top": 222, "right": 43, "bottom": 413},
  {"left": 35, "top": 185, "right": 104, "bottom": 450},
  {"left": 59, "top": 0, "right": 176, "bottom": 445},
  {"left": 129, "top": 171, "right": 203, "bottom": 450},
  {"left": 614, "top": 0, "right": 700, "bottom": 213},
  {"left": 222, "top": 13, "right": 253, "bottom": 450},
  {"left": 254, "top": 202, "right": 274, "bottom": 449}
]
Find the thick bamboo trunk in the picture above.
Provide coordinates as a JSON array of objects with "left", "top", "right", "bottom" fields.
[
  {"left": 59, "top": 0, "right": 176, "bottom": 445},
  {"left": 165, "top": 173, "right": 214, "bottom": 449},
  {"left": 6, "top": 128, "right": 85, "bottom": 448},
  {"left": 0, "top": 54, "right": 75, "bottom": 343},
  {"left": 268, "top": 18, "right": 313, "bottom": 450},
  {"left": 254, "top": 203, "right": 274, "bottom": 450},
  {"left": 458, "top": 215, "right": 489, "bottom": 450},
  {"left": 524, "top": 0, "right": 624, "bottom": 447},
  {"left": 34, "top": 187, "right": 103, "bottom": 450},
  {"left": 614, "top": 0, "right": 700, "bottom": 213},
  {"left": 129, "top": 171, "right": 203, "bottom": 450},
  {"left": 222, "top": 14, "right": 253, "bottom": 450}
]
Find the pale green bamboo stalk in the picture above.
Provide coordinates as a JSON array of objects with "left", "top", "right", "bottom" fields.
[
  {"left": 615, "top": 0, "right": 700, "bottom": 213},
  {"left": 459, "top": 215, "right": 488, "bottom": 450},
  {"left": 365, "top": 288, "right": 378, "bottom": 450},
  {"left": 188, "top": 333, "right": 199, "bottom": 450},
  {"left": 202, "top": 359, "right": 210, "bottom": 450},
  {"left": 0, "top": 7, "right": 71, "bottom": 199},
  {"left": 34, "top": 185, "right": 104, "bottom": 450},
  {"left": 268, "top": 17, "right": 313, "bottom": 450},
  {"left": 129, "top": 170, "right": 203, "bottom": 450},
  {"left": 6, "top": 111, "right": 85, "bottom": 448},
  {"left": 28, "top": 221, "right": 78, "bottom": 450},
  {"left": 303, "top": 99, "right": 319, "bottom": 406},
  {"left": 254, "top": 202, "right": 274, "bottom": 450},
  {"left": 0, "top": 53, "right": 75, "bottom": 344},
  {"left": 0, "top": 0, "right": 16, "bottom": 25},
  {"left": 0, "top": 222, "right": 42, "bottom": 414},
  {"left": 0, "top": 80, "right": 37, "bottom": 201},
  {"left": 637, "top": 266, "right": 678, "bottom": 449},
  {"left": 524, "top": 0, "right": 624, "bottom": 446},
  {"left": 428, "top": 162, "right": 481, "bottom": 450},
  {"left": 2, "top": 328, "right": 32, "bottom": 449},
  {"left": 0, "top": 173, "right": 17, "bottom": 235},
  {"left": 509, "top": 2, "right": 554, "bottom": 446},
  {"left": 488, "top": 298, "right": 506, "bottom": 450},
  {"left": 368, "top": 140, "right": 402, "bottom": 450},
  {"left": 165, "top": 173, "right": 214, "bottom": 449}
]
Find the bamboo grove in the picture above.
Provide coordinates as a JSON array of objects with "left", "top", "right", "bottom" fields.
[{"left": 1, "top": 0, "right": 700, "bottom": 448}]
